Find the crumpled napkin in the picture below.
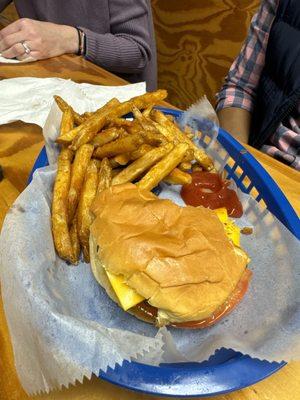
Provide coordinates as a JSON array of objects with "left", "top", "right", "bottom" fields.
[{"left": 0, "top": 77, "right": 146, "bottom": 127}]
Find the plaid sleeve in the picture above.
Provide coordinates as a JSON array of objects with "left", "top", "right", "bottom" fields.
[{"left": 216, "top": 0, "right": 278, "bottom": 113}]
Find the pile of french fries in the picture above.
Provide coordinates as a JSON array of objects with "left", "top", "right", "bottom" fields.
[{"left": 51, "top": 90, "right": 214, "bottom": 265}]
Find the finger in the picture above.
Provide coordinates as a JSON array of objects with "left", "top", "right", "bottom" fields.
[
  {"left": 0, "top": 31, "right": 25, "bottom": 52},
  {"left": 1, "top": 43, "right": 26, "bottom": 59},
  {"left": 17, "top": 53, "right": 37, "bottom": 62},
  {"left": 0, "top": 19, "right": 23, "bottom": 39}
]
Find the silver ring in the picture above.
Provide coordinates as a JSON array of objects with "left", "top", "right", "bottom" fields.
[{"left": 21, "top": 41, "right": 31, "bottom": 55}]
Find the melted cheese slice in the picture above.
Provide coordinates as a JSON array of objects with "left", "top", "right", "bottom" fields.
[
  {"left": 105, "top": 271, "right": 144, "bottom": 311},
  {"left": 105, "top": 207, "right": 241, "bottom": 311}
]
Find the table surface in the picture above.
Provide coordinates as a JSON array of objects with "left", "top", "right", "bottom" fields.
[{"left": 0, "top": 54, "right": 299, "bottom": 400}]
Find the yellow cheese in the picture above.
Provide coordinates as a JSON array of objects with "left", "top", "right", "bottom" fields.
[
  {"left": 224, "top": 220, "right": 240, "bottom": 247},
  {"left": 214, "top": 207, "right": 228, "bottom": 223},
  {"left": 215, "top": 208, "right": 240, "bottom": 246},
  {"left": 106, "top": 271, "right": 144, "bottom": 311}
]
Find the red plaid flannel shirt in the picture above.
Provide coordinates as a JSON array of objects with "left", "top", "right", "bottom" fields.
[{"left": 216, "top": 0, "right": 300, "bottom": 170}]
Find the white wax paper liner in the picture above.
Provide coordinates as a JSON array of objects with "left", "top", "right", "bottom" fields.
[{"left": 0, "top": 99, "right": 299, "bottom": 395}]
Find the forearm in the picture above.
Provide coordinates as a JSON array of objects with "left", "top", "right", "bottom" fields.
[
  {"left": 217, "top": 107, "right": 251, "bottom": 144},
  {"left": 0, "top": 0, "right": 12, "bottom": 13},
  {"left": 82, "top": 29, "right": 149, "bottom": 74}
]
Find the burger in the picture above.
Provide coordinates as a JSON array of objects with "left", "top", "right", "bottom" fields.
[{"left": 89, "top": 183, "right": 251, "bottom": 328}]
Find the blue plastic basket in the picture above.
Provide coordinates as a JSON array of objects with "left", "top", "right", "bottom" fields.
[{"left": 28, "top": 107, "right": 300, "bottom": 397}]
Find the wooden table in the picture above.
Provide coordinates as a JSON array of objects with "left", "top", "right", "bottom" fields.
[{"left": 0, "top": 54, "right": 299, "bottom": 400}]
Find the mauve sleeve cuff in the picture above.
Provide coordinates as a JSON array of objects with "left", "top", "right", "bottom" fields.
[
  {"left": 79, "top": 26, "right": 147, "bottom": 74},
  {"left": 216, "top": 86, "right": 254, "bottom": 113}
]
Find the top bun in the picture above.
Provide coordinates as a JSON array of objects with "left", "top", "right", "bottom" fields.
[{"left": 90, "top": 183, "right": 248, "bottom": 325}]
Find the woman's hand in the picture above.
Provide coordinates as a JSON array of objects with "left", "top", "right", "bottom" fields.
[{"left": 0, "top": 18, "right": 79, "bottom": 60}]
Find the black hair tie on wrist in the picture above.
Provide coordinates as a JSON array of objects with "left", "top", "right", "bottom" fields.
[{"left": 75, "top": 27, "right": 84, "bottom": 56}]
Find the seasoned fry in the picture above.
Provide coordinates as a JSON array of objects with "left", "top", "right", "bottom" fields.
[
  {"left": 91, "top": 127, "right": 120, "bottom": 147},
  {"left": 152, "top": 110, "right": 213, "bottom": 170},
  {"left": 57, "top": 107, "right": 74, "bottom": 143},
  {"left": 192, "top": 163, "right": 202, "bottom": 172},
  {"left": 108, "top": 117, "right": 132, "bottom": 128},
  {"left": 141, "top": 131, "right": 168, "bottom": 146},
  {"left": 68, "top": 144, "right": 94, "bottom": 222},
  {"left": 81, "top": 111, "right": 93, "bottom": 120},
  {"left": 142, "top": 106, "right": 154, "bottom": 118},
  {"left": 130, "top": 144, "right": 154, "bottom": 161},
  {"left": 109, "top": 158, "right": 120, "bottom": 168},
  {"left": 164, "top": 168, "right": 192, "bottom": 185},
  {"left": 97, "top": 158, "right": 112, "bottom": 193},
  {"left": 126, "top": 119, "right": 142, "bottom": 135},
  {"left": 54, "top": 95, "right": 85, "bottom": 125},
  {"left": 136, "top": 143, "right": 189, "bottom": 191},
  {"left": 113, "top": 153, "right": 131, "bottom": 166},
  {"left": 112, "top": 168, "right": 123, "bottom": 177},
  {"left": 57, "top": 98, "right": 120, "bottom": 146},
  {"left": 51, "top": 148, "right": 76, "bottom": 264},
  {"left": 77, "top": 160, "right": 99, "bottom": 262},
  {"left": 113, "top": 144, "right": 154, "bottom": 166},
  {"left": 178, "top": 162, "right": 192, "bottom": 171},
  {"left": 70, "top": 214, "right": 81, "bottom": 263},
  {"left": 70, "top": 90, "right": 167, "bottom": 150},
  {"left": 133, "top": 106, "right": 158, "bottom": 134},
  {"left": 112, "top": 143, "right": 174, "bottom": 186},
  {"left": 93, "top": 134, "right": 144, "bottom": 159}
]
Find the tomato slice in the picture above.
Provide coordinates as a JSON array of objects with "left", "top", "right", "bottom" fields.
[
  {"left": 171, "top": 268, "right": 252, "bottom": 329},
  {"left": 132, "top": 268, "right": 252, "bottom": 329}
]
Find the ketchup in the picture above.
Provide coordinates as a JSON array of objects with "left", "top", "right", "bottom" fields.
[
  {"left": 131, "top": 269, "right": 252, "bottom": 329},
  {"left": 181, "top": 171, "right": 243, "bottom": 217}
]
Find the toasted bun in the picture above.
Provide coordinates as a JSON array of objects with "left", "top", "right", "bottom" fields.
[{"left": 90, "top": 183, "right": 248, "bottom": 325}]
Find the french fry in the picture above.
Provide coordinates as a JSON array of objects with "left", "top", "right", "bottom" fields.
[
  {"left": 178, "top": 161, "right": 192, "bottom": 171},
  {"left": 70, "top": 214, "right": 81, "bottom": 263},
  {"left": 113, "top": 144, "right": 154, "bottom": 166},
  {"left": 164, "top": 168, "right": 192, "bottom": 185},
  {"left": 54, "top": 95, "right": 85, "bottom": 126},
  {"left": 51, "top": 148, "right": 76, "bottom": 264},
  {"left": 192, "top": 163, "right": 203, "bottom": 172},
  {"left": 130, "top": 144, "right": 154, "bottom": 161},
  {"left": 81, "top": 111, "right": 93, "bottom": 120},
  {"left": 93, "top": 134, "right": 144, "bottom": 159},
  {"left": 113, "top": 153, "right": 131, "bottom": 166},
  {"left": 77, "top": 160, "right": 99, "bottom": 263},
  {"left": 141, "top": 131, "right": 168, "bottom": 146},
  {"left": 70, "top": 90, "right": 167, "bottom": 150},
  {"left": 126, "top": 119, "right": 142, "bottom": 135},
  {"left": 151, "top": 110, "right": 214, "bottom": 170},
  {"left": 57, "top": 107, "right": 74, "bottom": 143},
  {"left": 133, "top": 106, "right": 158, "bottom": 134},
  {"left": 91, "top": 127, "right": 120, "bottom": 147},
  {"left": 109, "top": 158, "right": 120, "bottom": 168},
  {"left": 112, "top": 168, "right": 123, "bottom": 177},
  {"left": 97, "top": 158, "right": 112, "bottom": 193},
  {"left": 112, "top": 143, "right": 174, "bottom": 186},
  {"left": 136, "top": 143, "right": 189, "bottom": 191},
  {"left": 57, "top": 98, "right": 120, "bottom": 146},
  {"left": 68, "top": 144, "right": 94, "bottom": 222},
  {"left": 142, "top": 106, "right": 154, "bottom": 118},
  {"left": 108, "top": 117, "right": 132, "bottom": 128}
]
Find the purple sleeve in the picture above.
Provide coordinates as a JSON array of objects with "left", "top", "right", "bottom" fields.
[
  {"left": 0, "top": 0, "right": 12, "bottom": 13},
  {"left": 80, "top": 0, "right": 152, "bottom": 74}
]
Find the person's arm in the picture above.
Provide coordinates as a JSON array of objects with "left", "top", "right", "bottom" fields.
[
  {"left": 0, "top": 1, "right": 12, "bottom": 14},
  {"left": 80, "top": 0, "right": 153, "bottom": 74},
  {"left": 217, "top": 108, "right": 251, "bottom": 144},
  {"left": 216, "top": 0, "right": 277, "bottom": 143}
]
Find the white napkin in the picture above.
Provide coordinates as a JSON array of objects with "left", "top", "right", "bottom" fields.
[{"left": 0, "top": 77, "right": 146, "bottom": 127}]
